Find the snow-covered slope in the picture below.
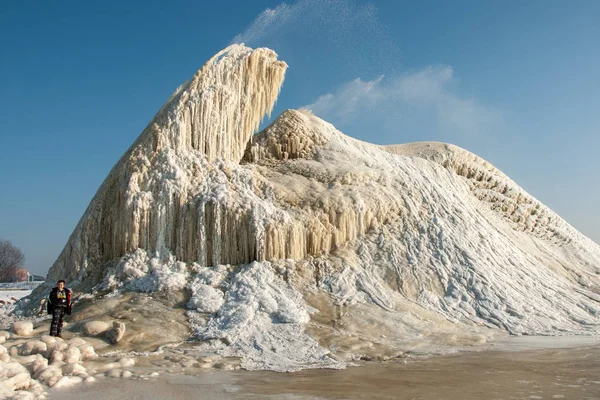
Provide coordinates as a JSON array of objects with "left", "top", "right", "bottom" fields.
[{"left": 24, "top": 45, "right": 600, "bottom": 371}]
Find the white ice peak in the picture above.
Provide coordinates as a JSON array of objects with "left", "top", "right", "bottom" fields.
[{"left": 149, "top": 43, "right": 287, "bottom": 161}]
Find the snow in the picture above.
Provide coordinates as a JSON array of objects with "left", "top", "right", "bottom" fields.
[
  {"left": 187, "top": 280, "right": 224, "bottom": 313},
  {"left": 197, "top": 261, "right": 339, "bottom": 371},
  {"left": 0, "top": 291, "right": 32, "bottom": 303},
  {"left": 101, "top": 249, "right": 189, "bottom": 293},
  {"left": 0, "top": 282, "right": 40, "bottom": 304},
  {"left": 94, "top": 257, "right": 337, "bottom": 371},
  {"left": 242, "top": 109, "right": 600, "bottom": 337}
]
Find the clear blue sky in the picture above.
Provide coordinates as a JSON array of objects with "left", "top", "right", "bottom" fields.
[{"left": 1, "top": 0, "right": 599, "bottom": 276}]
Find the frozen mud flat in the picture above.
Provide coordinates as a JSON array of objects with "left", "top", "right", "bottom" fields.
[{"left": 48, "top": 344, "right": 600, "bottom": 400}]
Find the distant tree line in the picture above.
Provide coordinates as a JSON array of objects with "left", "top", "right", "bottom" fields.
[{"left": 0, "top": 239, "right": 25, "bottom": 270}]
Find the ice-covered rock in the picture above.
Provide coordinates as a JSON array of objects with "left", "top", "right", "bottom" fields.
[
  {"left": 34, "top": 365, "right": 63, "bottom": 387},
  {"left": 31, "top": 354, "right": 48, "bottom": 374},
  {"left": 81, "top": 320, "right": 111, "bottom": 336},
  {"left": 53, "top": 375, "right": 83, "bottom": 389},
  {"left": 1, "top": 370, "right": 31, "bottom": 392},
  {"left": 40, "top": 335, "right": 56, "bottom": 347},
  {"left": 11, "top": 321, "right": 33, "bottom": 336},
  {"left": 78, "top": 344, "right": 97, "bottom": 360},
  {"left": 66, "top": 337, "right": 85, "bottom": 347},
  {"left": 19, "top": 340, "right": 46, "bottom": 356},
  {"left": 62, "top": 362, "right": 86, "bottom": 376},
  {"left": 105, "top": 321, "right": 126, "bottom": 344},
  {"left": 52, "top": 339, "right": 67, "bottom": 352},
  {"left": 104, "top": 368, "right": 123, "bottom": 378},
  {"left": 118, "top": 357, "right": 135, "bottom": 368},
  {"left": 65, "top": 346, "right": 81, "bottom": 364},
  {"left": 49, "top": 349, "right": 64, "bottom": 364}
]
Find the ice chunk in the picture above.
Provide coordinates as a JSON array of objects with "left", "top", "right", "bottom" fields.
[
  {"left": 106, "top": 321, "right": 126, "bottom": 344},
  {"left": 81, "top": 321, "right": 111, "bottom": 336},
  {"left": 12, "top": 321, "right": 33, "bottom": 336}
]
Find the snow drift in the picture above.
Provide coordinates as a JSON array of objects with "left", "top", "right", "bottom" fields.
[{"left": 23, "top": 44, "right": 600, "bottom": 372}]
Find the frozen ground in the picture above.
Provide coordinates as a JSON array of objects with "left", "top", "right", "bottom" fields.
[
  {"left": 3, "top": 297, "right": 599, "bottom": 399},
  {"left": 47, "top": 344, "right": 600, "bottom": 400},
  {"left": 0, "top": 282, "right": 43, "bottom": 289}
]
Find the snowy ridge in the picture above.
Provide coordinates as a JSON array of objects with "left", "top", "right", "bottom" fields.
[{"left": 21, "top": 45, "right": 600, "bottom": 373}]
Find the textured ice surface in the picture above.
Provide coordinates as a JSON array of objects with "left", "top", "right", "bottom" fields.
[
  {"left": 101, "top": 249, "right": 189, "bottom": 293},
  {"left": 197, "top": 261, "right": 340, "bottom": 371}
]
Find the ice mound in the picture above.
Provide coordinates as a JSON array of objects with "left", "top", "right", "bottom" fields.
[
  {"left": 16, "top": 44, "right": 600, "bottom": 375},
  {"left": 11, "top": 322, "right": 33, "bottom": 337},
  {"left": 81, "top": 321, "right": 110, "bottom": 337},
  {"left": 68, "top": 291, "right": 190, "bottom": 352}
]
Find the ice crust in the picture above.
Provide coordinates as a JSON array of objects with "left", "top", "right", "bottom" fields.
[{"left": 17, "top": 44, "right": 600, "bottom": 378}]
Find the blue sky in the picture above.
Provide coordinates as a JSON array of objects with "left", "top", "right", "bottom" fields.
[{"left": 1, "top": 0, "right": 598, "bottom": 276}]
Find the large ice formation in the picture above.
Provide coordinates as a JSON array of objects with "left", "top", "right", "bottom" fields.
[
  {"left": 22, "top": 44, "right": 600, "bottom": 374},
  {"left": 46, "top": 44, "right": 288, "bottom": 284}
]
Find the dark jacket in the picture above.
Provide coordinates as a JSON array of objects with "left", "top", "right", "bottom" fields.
[{"left": 47, "top": 287, "right": 72, "bottom": 315}]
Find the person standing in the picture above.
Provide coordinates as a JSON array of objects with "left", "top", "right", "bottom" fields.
[{"left": 47, "top": 280, "right": 72, "bottom": 338}]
